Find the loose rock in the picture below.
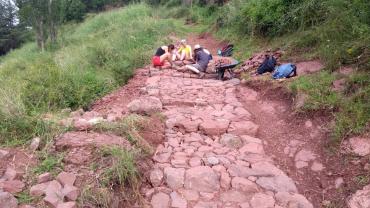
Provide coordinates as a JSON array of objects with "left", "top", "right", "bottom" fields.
[
  {"left": 0, "top": 191, "right": 18, "bottom": 208},
  {"left": 151, "top": 192, "right": 170, "bottom": 208},
  {"left": 185, "top": 166, "right": 220, "bottom": 192},
  {"left": 150, "top": 169, "right": 164, "bottom": 187},
  {"left": 127, "top": 96, "right": 162, "bottom": 115}
]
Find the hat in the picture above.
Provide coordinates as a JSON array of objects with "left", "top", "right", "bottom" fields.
[
  {"left": 180, "top": 39, "right": 187, "bottom": 44},
  {"left": 194, "top": 44, "right": 201, "bottom": 50}
]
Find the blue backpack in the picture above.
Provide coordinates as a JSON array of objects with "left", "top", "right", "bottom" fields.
[{"left": 272, "top": 63, "right": 297, "bottom": 79}]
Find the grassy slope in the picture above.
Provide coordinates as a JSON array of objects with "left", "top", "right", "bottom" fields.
[{"left": 0, "top": 4, "right": 190, "bottom": 146}]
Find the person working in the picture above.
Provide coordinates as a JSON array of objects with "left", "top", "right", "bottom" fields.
[
  {"left": 185, "top": 44, "right": 211, "bottom": 78},
  {"left": 176, "top": 39, "right": 193, "bottom": 61},
  {"left": 152, "top": 44, "right": 175, "bottom": 68}
]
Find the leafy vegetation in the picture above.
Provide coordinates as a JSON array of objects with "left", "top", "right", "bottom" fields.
[{"left": 0, "top": 4, "right": 188, "bottom": 146}]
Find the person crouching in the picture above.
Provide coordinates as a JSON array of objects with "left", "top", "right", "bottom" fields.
[
  {"left": 152, "top": 44, "right": 175, "bottom": 69},
  {"left": 185, "top": 44, "right": 211, "bottom": 78}
]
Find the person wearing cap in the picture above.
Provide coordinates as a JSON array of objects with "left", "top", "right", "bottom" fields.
[
  {"left": 185, "top": 44, "right": 212, "bottom": 78},
  {"left": 176, "top": 39, "right": 193, "bottom": 61}
]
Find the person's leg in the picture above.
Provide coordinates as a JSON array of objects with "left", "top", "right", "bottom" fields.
[
  {"left": 185, "top": 64, "right": 200, "bottom": 74},
  {"left": 180, "top": 50, "right": 186, "bottom": 61}
]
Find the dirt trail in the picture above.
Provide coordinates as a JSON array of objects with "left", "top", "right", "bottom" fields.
[{"left": 139, "top": 67, "right": 314, "bottom": 207}]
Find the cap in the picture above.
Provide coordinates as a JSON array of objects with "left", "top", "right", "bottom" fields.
[{"left": 194, "top": 44, "right": 201, "bottom": 50}]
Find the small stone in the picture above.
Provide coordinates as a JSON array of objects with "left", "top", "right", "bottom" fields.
[
  {"left": 56, "top": 202, "right": 77, "bottom": 208},
  {"left": 185, "top": 166, "right": 220, "bottom": 193},
  {"left": 56, "top": 172, "right": 76, "bottom": 186},
  {"left": 44, "top": 193, "right": 63, "bottom": 208},
  {"left": 151, "top": 192, "right": 170, "bottom": 208},
  {"left": 311, "top": 162, "right": 325, "bottom": 172},
  {"left": 231, "top": 177, "right": 259, "bottom": 193},
  {"left": 163, "top": 167, "right": 185, "bottom": 189},
  {"left": 30, "top": 137, "right": 41, "bottom": 151},
  {"left": 220, "top": 172, "right": 231, "bottom": 189},
  {"left": 346, "top": 137, "right": 370, "bottom": 156},
  {"left": 0, "top": 150, "right": 9, "bottom": 159},
  {"left": 295, "top": 149, "right": 316, "bottom": 162},
  {"left": 275, "top": 192, "right": 313, "bottom": 208},
  {"left": 256, "top": 175, "right": 298, "bottom": 193},
  {"left": 228, "top": 121, "right": 259, "bottom": 136},
  {"left": 38, "top": 172, "right": 52, "bottom": 184},
  {"left": 62, "top": 184, "right": 79, "bottom": 201},
  {"left": 199, "top": 119, "right": 230, "bottom": 136},
  {"left": 221, "top": 190, "right": 249, "bottom": 203},
  {"left": 0, "top": 191, "right": 18, "bottom": 208},
  {"left": 170, "top": 192, "right": 187, "bottom": 208},
  {"left": 206, "top": 156, "right": 219, "bottom": 166},
  {"left": 250, "top": 193, "right": 275, "bottom": 208},
  {"left": 239, "top": 143, "right": 264, "bottom": 155},
  {"left": 295, "top": 161, "right": 308, "bottom": 169},
  {"left": 30, "top": 182, "right": 49, "bottom": 196},
  {"left": 348, "top": 184, "right": 370, "bottom": 208},
  {"left": 150, "top": 169, "right": 164, "bottom": 187},
  {"left": 335, "top": 177, "right": 344, "bottom": 189},
  {"left": 127, "top": 96, "right": 162, "bottom": 115},
  {"left": 45, "top": 180, "right": 63, "bottom": 197},
  {"left": 0, "top": 180, "right": 25, "bottom": 194},
  {"left": 220, "top": 134, "right": 243, "bottom": 149},
  {"left": 364, "top": 163, "right": 370, "bottom": 171},
  {"left": 189, "top": 157, "right": 202, "bottom": 167},
  {"left": 305, "top": 120, "right": 313, "bottom": 128},
  {"left": 179, "top": 189, "right": 199, "bottom": 201},
  {"left": 1, "top": 167, "right": 17, "bottom": 181}
]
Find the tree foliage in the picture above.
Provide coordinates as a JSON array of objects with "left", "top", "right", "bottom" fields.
[{"left": 0, "top": 0, "right": 29, "bottom": 55}]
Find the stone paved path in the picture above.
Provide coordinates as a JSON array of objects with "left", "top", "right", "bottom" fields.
[{"left": 141, "top": 68, "right": 314, "bottom": 208}]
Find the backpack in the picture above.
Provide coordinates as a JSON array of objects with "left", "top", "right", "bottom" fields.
[
  {"left": 218, "top": 44, "right": 234, "bottom": 57},
  {"left": 257, "top": 56, "right": 276, "bottom": 74},
  {"left": 272, "top": 63, "right": 297, "bottom": 79}
]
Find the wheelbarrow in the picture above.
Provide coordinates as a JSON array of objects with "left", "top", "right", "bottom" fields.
[{"left": 215, "top": 58, "right": 239, "bottom": 80}]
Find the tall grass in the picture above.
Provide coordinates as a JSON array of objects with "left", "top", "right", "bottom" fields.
[{"left": 0, "top": 4, "right": 188, "bottom": 145}]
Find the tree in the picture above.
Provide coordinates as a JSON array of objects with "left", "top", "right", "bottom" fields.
[
  {"left": 16, "top": 0, "right": 63, "bottom": 50},
  {"left": 0, "top": 0, "right": 28, "bottom": 55},
  {"left": 62, "top": 0, "right": 86, "bottom": 22}
]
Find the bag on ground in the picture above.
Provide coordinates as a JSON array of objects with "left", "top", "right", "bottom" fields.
[
  {"left": 257, "top": 55, "right": 276, "bottom": 74},
  {"left": 272, "top": 63, "right": 297, "bottom": 79}
]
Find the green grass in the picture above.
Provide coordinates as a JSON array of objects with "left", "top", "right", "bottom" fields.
[
  {"left": 80, "top": 186, "right": 113, "bottom": 208},
  {"left": 94, "top": 114, "right": 153, "bottom": 153},
  {"left": 15, "top": 192, "right": 35, "bottom": 204},
  {"left": 33, "top": 152, "right": 64, "bottom": 175},
  {"left": 0, "top": 3, "right": 190, "bottom": 146},
  {"left": 290, "top": 71, "right": 339, "bottom": 111},
  {"left": 100, "top": 147, "right": 138, "bottom": 188}
]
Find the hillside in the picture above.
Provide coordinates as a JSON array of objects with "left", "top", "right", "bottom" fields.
[{"left": 0, "top": 1, "right": 369, "bottom": 208}]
